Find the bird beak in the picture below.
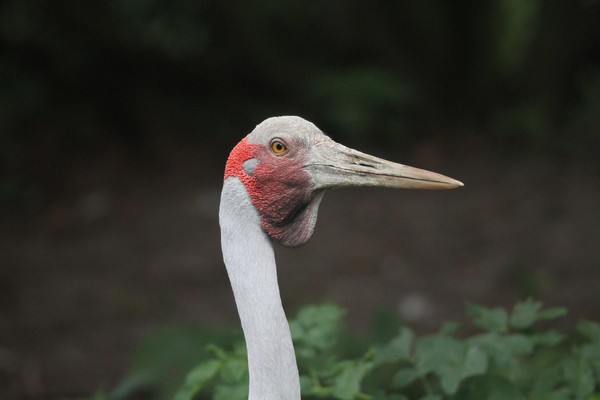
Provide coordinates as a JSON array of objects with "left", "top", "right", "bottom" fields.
[{"left": 306, "top": 139, "right": 463, "bottom": 190}]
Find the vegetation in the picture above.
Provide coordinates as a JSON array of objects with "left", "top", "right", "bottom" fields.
[
  {"left": 2, "top": 2, "right": 599, "bottom": 397},
  {"left": 94, "top": 300, "right": 600, "bottom": 400}
]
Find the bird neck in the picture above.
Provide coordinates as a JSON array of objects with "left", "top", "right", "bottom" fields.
[{"left": 219, "top": 178, "right": 301, "bottom": 400}]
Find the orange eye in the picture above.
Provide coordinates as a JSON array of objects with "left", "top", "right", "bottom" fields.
[{"left": 271, "top": 140, "right": 287, "bottom": 154}]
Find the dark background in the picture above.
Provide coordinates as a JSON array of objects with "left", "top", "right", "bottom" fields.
[{"left": 2, "top": 1, "right": 600, "bottom": 399}]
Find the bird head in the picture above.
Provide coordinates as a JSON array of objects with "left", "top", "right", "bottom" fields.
[{"left": 224, "top": 116, "right": 462, "bottom": 247}]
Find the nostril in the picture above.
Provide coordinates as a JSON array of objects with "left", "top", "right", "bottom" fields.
[{"left": 357, "top": 162, "right": 377, "bottom": 169}]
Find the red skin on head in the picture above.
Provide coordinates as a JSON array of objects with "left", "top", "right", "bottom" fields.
[
  {"left": 225, "top": 136, "right": 316, "bottom": 247},
  {"left": 224, "top": 136, "right": 259, "bottom": 182}
]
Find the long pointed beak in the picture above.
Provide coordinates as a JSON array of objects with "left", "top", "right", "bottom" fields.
[{"left": 306, "top": 139, "right": 463, "bottom": 190}]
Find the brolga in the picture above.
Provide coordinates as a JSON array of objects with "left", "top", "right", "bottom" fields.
[{"left": 219, "top": 116, "right": 463, "bottom": 400}]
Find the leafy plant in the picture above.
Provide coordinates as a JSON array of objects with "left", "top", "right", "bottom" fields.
[
  {"left": 108, "top": 325, "right": 243, "bottom": 400},
  {"left": 106, "top": 300, "right": 600, "bottom": 400}
]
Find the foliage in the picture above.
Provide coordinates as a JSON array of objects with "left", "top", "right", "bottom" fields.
[
  {"left": 105, "top": 299, "right": 600, "bottom": 400},
  {"left": 109, "top": 325, "right": 243, "bottom": 400}
]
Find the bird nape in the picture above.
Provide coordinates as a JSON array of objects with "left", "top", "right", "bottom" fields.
[{"left": 219, "top": 116, "right": 462, "bottom": 400}]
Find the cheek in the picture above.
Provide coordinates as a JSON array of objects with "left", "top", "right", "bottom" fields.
[{"left": 252, "top": 158, "right": 312, "bottom": 222}]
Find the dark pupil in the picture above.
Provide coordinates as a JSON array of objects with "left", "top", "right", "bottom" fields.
[{"left": 276, "top": 143, "right": 282, "bottom": 150}]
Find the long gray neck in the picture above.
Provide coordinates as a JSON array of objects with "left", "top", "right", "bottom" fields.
[{"left": 219, "top": 178, "right": 300, "bottom": 400}]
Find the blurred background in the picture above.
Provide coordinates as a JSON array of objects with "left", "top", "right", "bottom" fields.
[{"left": 2, "top": 0, "right": 600, "bottom": 398}]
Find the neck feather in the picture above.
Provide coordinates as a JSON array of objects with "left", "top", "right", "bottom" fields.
[{"left": 219, "top": 178, "right": 300, "bottom": 400}]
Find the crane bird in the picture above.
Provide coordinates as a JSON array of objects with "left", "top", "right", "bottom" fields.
[{"left": 219, "top": 116, "right": 462, "bottom": 400}]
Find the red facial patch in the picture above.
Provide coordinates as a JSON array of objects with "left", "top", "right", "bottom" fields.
[
  {"left": 224, "top": 136, "right": 316, "bottom": 246},
  {"left": 224, "top": 136, "right": 259, "bottom": 181}
]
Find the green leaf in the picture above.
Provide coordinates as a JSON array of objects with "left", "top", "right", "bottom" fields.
[
  {"left": 174, "top": 359, "right": 222, "bottom": 400},
  {"left": 530, "top": 330, "right": 565, "bottom": 346},
  {"left": 415, "top": 335, "right": 464, "bottom": 391},
  {"left": 213, "top": 382, "right": 248, "bottom": 400},
  {"left": 537, "top": 306, "right": 567, "bottom": 321},
  {"left": 219, "top": 358, "right": 247, "bottom": 383},
  {"left": 508, "top": 299, "right": 566, "bottom": 330},
  {"left": 582, "top": 342, "right": 600, "bottom": 378},
  {"left": 463, "top": 346, "right": 489, "bottom": 377},
  {"left": 391, "top": 367, "right": 418, "bottom": 389},
  {"left": 414, "top": 335, "right": 488, "bottom": 395},
  {"left": 110, "top": 372, "right": 152, "bottom": 400},
  {"left": 121, "top": 325, "right": 232, "bottom": 400},
  {"left": 415, "top": 335, "right": 461, "bottom": 376},
  {"left": 376, "top": 327, "right": 415, "bottom": 364},
  {"left": 464, "top": 375, "right": 525, "bottom": 400},
  {"left": 290, "top": 304, "right": 345, "bottom": 354},
  {"left": 529, "top": 364, "right": 564, "bottom": 400},
  {"left": 299, "top": 374, "right": 318, "bottom": 396},
  {"left": 439, "top": 345, "right": 489, "bottom": 395},
  {"left": 206, "top": 343, "right": 229, "bottom": 360},
  {"left": 545, "top": 388, "right": 570, "bottom": 400},
  {"left": 439, "top": 321, "right": 462, "bottom": 335},
  {"left": 332, "top": 359, "right": 372, "bottom": 400},
  {"left": 563, "top": 354, "right": 595, "bottom": 399},
  {"left": 468, "top": 304, "right": 508, "bottom": 332},
  {"left": 577, "top": 320, "right": 600, "bottom": 341},
  {"left": 510, "top": 299, "right": 544, "bottom": 329},
  {"left": 470, "top": 332, "right": 535, "bottom": 367},
  {"left": 439, "top": 370, "right": 462, "bottom": 395}
]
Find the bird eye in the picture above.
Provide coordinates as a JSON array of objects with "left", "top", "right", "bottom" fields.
[{"left": 271, "top": 140, "right": 287, "bottom": 155}]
